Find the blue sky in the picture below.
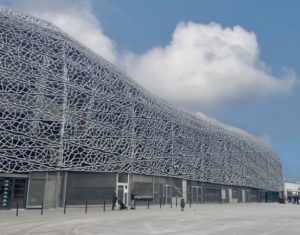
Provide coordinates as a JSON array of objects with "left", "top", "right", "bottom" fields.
[{"left": 1, "top": 0, "right": 299, "bottom": 179}]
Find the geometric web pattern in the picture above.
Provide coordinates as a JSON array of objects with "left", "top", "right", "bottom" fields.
[{"left": 0, "top": 7, "right": 283, "bottom": 191}]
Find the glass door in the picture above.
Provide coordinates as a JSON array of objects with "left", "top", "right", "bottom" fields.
[
  {"left": 192, "top": 186, "right": 201, "bottom": 203},
  {"left": 163, "top": 185, "right": 172, "bottom": 205},
  {"left": 117, "top": 183, "right": 128, "bottom": 205},
  {"left": 12, "top": 178, "right": 27, "bottom": 208}
]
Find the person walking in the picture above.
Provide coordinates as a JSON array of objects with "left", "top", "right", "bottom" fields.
[
  {"left": 130, "top": 189, "right": 137, "bottom": 209},
  {"left": 112, "top": 191, "right": 117, "bottom": 210},
  {"left": 180, "top": 198, "right": 185, "bottom": 211}
]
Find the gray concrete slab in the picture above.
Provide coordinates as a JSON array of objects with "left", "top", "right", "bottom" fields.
[{"left": 0, "top": 203, "right": 300, "bottom": 235}]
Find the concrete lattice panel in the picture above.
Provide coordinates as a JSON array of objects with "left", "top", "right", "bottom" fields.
[{"left": 0, "top": 7, "right": 283, "bottom": 191}]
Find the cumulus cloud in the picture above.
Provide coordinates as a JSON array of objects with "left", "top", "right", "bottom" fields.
[
  {"left": 120, "top": 22, "right": 297, "bottom": 109},
  {"left": 42, "top": 10, "right": 117, "bottom": 63},
  {"left": 8, "top": 0, "right": 298, "bottom": 110},
  {"left": 12, "top": 0, "right": 117, "bottom": 63}
]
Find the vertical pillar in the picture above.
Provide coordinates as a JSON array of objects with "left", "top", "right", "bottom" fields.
[
  {"left": 128, "top": 174, "right": 133, "bottom": 207},
  {"left": 242, "top": 189, "right": 245, "bottom": 203},
  {"left": 55, "top": 172, "right": 62, "bottom": 208},
  {"left": 182, "top": 180, "right": 187, "bottom": 201},
  {"left": 200, "top": 183, "right": 204, "bottom": 203},
  {"left": 221, "top": 189, "right": 226, "bottom": 203},
  {"left": 25, "top": 176, "right": 31, "bottom": 209},
  {"left": 228, "top": 188, "right": 232, "bottom": 203},
  {"left": 62, "top": 172, "right": 68, "bottom": 207},
  {"left": 43, "top": 172, "right": 48, "bottom": 208}
]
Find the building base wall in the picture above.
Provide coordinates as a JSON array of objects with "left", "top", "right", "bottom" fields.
[{"left": 0, "top": 172, "right": 280, "bottom": 209}]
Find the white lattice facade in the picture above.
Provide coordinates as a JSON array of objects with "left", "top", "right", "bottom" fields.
[{"left": 0, "top": 6, "right": 283, "bottom": 197}]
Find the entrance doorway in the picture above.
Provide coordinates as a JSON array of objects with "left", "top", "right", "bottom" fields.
[
  {"left": 12, "top": 178, "right": 27, "bottom": 208},
  {"left": 163, "top": 185, "right": 172, "bottom": 205},
  {"left": 0, "top": 177, "right": 27, "bottom": 209},
  {"left": 117, "top": 183, "right": 128, "bottom": 205},
  {"left": 192, "top": 186, "right": 202, "bottom": 204}
]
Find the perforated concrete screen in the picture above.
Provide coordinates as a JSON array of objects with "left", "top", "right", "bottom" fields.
[{"left": 0, "top": 7, "right": 283, "bottom": 191}]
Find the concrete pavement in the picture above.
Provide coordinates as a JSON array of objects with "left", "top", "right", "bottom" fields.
[{"left": 0, "top": 203, "right": 300, "bottom": 234}]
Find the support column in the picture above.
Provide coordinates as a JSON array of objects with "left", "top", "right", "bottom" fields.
[
  {"left": 229, "top": 188, "right": 232, "bottom": 203},
  {"left": 182, "top": 180, "right": 187, "bottom": 201},
  {"left": 242, "top": 189, "right": 245, "bottom": 203}
]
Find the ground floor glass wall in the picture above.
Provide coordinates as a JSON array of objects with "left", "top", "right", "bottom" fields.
[
  {"left": 66, "top": 172, "right": 116, "bottom": 205},
  {"left": 0, "top": 176, "right": 27, "bottom": 209},
  {"left": 0, "top": 172, "right": 280, "bottom": 209},
  {"left": 131, "top": 175, "right": 183, "bottom": 205}
]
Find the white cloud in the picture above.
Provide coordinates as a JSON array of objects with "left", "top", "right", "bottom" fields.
[
  {"left": 14, "top": 0, "right": 117, "bottom": 63},
  {"left": 9, "top": 1, "right": 298, "bottom": 110},
  {"left": 43, "top": 11, "right": 117, "bottom": 63},
  {"left": 120, "top": 22, "right": 297, "bottom": 109}
]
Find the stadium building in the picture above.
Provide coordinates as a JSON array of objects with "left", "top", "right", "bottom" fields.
[{"left": 0, "top": 7, "right": 283, "bottom": 209}]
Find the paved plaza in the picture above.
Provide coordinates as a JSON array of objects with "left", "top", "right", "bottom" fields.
[{"left": 0, "top": 203, "right": 300, "bottom": 234}]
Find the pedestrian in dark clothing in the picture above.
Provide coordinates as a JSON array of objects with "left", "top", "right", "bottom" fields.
[
  {"left": 180, "top": 198, "right": 185, "bottom": 211},
  {"left": 112, "top": 192, "right": 117, "bottom": 210},
  {"left": 130, "top": 189, "right": 137, "bottom": 209}
]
